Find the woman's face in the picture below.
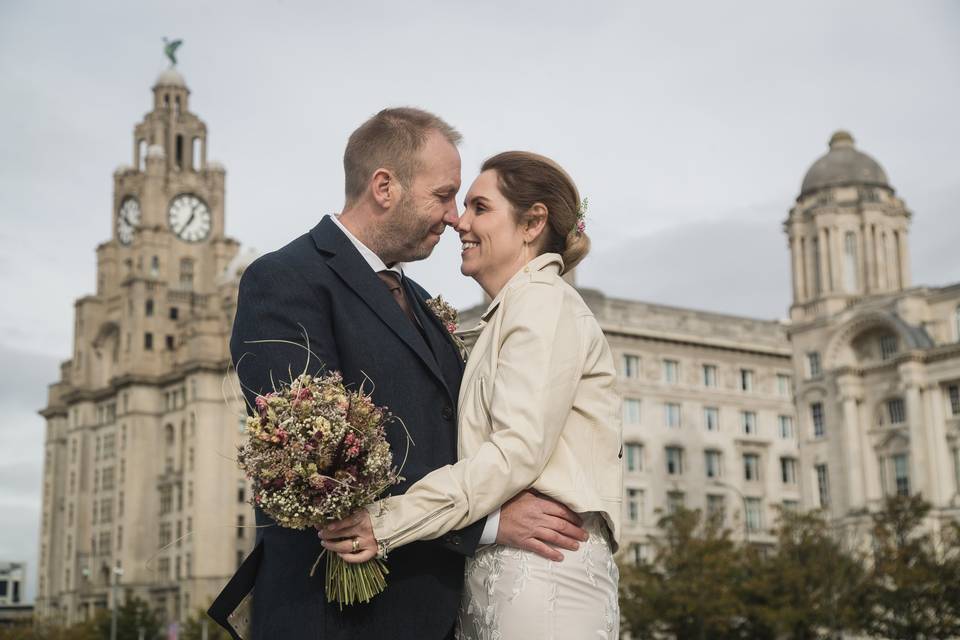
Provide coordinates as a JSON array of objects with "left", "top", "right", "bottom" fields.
[{"left": 456, "top": 170, "right": 528, "bottom": 297}]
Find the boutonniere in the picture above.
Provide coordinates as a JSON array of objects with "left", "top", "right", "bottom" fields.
[{"left": 425, "top": 296, "right": 468, "bottom": 362}]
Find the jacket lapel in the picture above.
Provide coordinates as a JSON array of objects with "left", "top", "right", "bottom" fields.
[{"left": 310, "top": 218, "right": 451, "bottom": 399}]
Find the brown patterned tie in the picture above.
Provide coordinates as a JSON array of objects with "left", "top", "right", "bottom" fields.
[{"left": 377, "top": 270, "right": 418, "bottom": 326}]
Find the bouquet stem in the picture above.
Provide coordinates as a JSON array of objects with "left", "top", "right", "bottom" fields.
[{"left": 322, "top": 553, "right": 389, "bottom": 609}]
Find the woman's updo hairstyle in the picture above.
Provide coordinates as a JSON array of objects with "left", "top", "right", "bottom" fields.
[{"left": 480, "top": 151, "right": 591, "bottom": 273}]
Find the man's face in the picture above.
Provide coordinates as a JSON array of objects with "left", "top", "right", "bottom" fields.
[{"left": 383, "top": 131, "right": 461, "bottom": 263}]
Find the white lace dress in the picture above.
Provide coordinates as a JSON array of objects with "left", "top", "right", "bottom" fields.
[{"left": 457, "top": 513, "right": 620, "bottom": 640}]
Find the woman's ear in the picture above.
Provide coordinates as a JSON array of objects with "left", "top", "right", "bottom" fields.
[{"left": 523, "top": 203, "right": 549, "bottom": 244}]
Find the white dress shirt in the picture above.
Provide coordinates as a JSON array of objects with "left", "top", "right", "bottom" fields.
[{"left": 329, "top": 214, "right": 500, "bottom": 545}]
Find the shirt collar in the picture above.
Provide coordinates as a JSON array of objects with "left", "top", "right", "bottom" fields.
[
  {"left": 329, "top": 214, "right": 404, "bottom": 278},
  {"left": 480, "top": 253, "right": 564, "bottom": 322}
]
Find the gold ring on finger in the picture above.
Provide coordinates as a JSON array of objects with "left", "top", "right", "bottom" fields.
[{"left": 351, "top": 537, "right": 360, "bottom": 553}]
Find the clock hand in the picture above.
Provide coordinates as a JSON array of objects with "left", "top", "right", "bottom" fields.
[{"left": 179, "top": 210, "right": 197, "bottom": 235}]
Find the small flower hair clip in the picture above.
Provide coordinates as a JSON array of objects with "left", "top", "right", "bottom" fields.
[{"left": 575, "top": 197, "right": 588, "bottom": 235}]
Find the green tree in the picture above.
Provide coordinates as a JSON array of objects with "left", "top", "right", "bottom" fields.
[
  {"left": 92, "top": 597, "right": 161, "bottom": 640},
  {"left": 619, "top": 508, "right": 745, "bottom": 640},
  {"left": 741, "top": 508, "right": 866, "bottom": 640},
  {"left": 179, "top": 609, "right": 231, "bottom": 640},
  {"left": 860, "top": 495, "right": 960, "bottom": 639}
]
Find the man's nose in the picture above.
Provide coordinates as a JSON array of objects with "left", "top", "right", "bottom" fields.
[{"left": 442, "top": 205, "right": 460, "bottom": 227}]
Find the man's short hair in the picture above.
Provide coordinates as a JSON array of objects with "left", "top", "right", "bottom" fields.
[{"left": 343, "top": 107, "right": 462, "bottom": 203}]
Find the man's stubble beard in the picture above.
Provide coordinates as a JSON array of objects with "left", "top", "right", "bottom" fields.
[{"left": 370, "top": 191, "right": 438, "bottom": 265}]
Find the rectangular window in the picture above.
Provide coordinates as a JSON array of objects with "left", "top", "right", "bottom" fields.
[
  {"left": 706, "top": 494, "right": 726, "bottom": 521},
  {"left": 740, "top": 369, "right": 754, "bottom": 391},
  {"left": 811, "top": 402, "right": 825, "bottom": 437},
  {"left": 666, "top": 447, "right": 684, "bottom": 475},
  {"left": 663, "top": 360, "right": 679, "bottom": 384},
  {"left": 888, "top": 399, "right": 906, "bottom": 424},
  {"left": 705, "top": 450, "right": 723, "bottom": 478},
  {"left": 160, "top": 486, "right": 172, "bottom": 514},
  {"left": 237, "top": 480, "right": 246, "bottom": 503},
  {"left": 777, "top": 374, "right": 791, "bottom": 397},
  {"left": 880, "top": 335, "right": 898, "bottom": 360},
  {"left": 625, "top": 443, "right": 644, "bottom": 473},
  {"left": 237, "top": 515, "right": 245, "bottom": 539},
  {"left": 780, "top": 457, "right": 797, "bottom": 484},
  {"left": 623, "top": 399, "right": 642, "bottom": 425},
  {"left": 816, "top": 464, "right": 830, "bottom": 508},
  {"left": 807, "top": 352, "right": 822, "bottom": 377},
  {"left": 893, "top": 454, "right": 910, "bottom": 497},
  {"left": 165, "top": 335, "right": 175, "bottom": 351},
  {"left": 844, "top": 231, "right": 859, "bottom": 292},
  {"left": 948, "top": 385, "right": 959, "bottom": 416},
  {"left": 741, "top": 411, "right": 757, "bottom": 435},
  {"left": 667, "top": 491, "right": 685, "bottom": 514},
  {"left": 745, "top": 498, "right": 763, "bottom": 532},
  {"left": 782, "top": 500, "right": 799, "bottom": 513},
  {"left": 144, "top": 333, "right": 153, "bottom": 351},
  {"left": 627, "top": 488, "right": 644, "bottom": 524},
  {"left": 169, "top": 307, "right": 179, "bottom": 321},
  {"left": 665, "top": 403, "right": 681, "bottom": 428},
  {"left": 702, "top": 364, "right": 718, "bottom": 388},
  {"left": 622, "top": 354, "right": 641, "bottom": 379},
  {"left": 744, "top": 453, "right": 760, "bottom": 481},
  {"left": 778, "top": 415, "right": 795, "bottom": 439},
  {"left": 704, "top": 407, "right": 720, "bottom": 432}
]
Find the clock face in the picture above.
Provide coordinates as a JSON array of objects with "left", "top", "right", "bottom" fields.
[
  {"left": 168, "top": 194, "right": 212, "bottom": 243},
  {"left": 117, "top": 197, "right": 141, "bottom": 245}
]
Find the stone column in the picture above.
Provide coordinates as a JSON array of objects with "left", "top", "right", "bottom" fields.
[
  {"left": 838, "top": 376, "right": 866, "bottom": 510},
  {"left": 791, "top": 232, "right": 804, "bottom": 302},
  {"left": 898, "top": 228, "right": 911, "bottom": 289},
  {"left": 903, "top": 368, "right": 928, "bottom": 497},
  {"left": 922, "top": 384, "right": 951, "bottom": 506}
]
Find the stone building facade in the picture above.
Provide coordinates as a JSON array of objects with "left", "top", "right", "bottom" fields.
[
  {"left": 36, "top": 68, "right": 254, "bottom": 627},
  {"left": 784, "top": 131, "right": 960, "bottom": 539}
]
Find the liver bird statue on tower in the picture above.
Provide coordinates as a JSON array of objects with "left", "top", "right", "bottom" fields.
[{"left": 163, "top": 37, "right": 183, "bottom": 67}]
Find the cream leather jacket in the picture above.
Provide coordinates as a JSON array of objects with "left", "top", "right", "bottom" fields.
[{"left": 368, "top": 253, "right": 623, "bottom": 554}]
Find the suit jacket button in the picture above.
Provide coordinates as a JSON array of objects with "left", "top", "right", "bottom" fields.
[{"left": 441, "top": 407, "right": 454, "bottom": 421}]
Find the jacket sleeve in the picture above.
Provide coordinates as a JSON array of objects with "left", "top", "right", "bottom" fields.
[
  {"left": 368, "top": 280, "right": 582, "bottom": 553},
  {"left": 230, "top": 256, "right": 340, "bottom": 418}
]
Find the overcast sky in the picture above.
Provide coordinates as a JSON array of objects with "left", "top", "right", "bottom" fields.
[{"left": 2, "top": 0, "right": 959, "bottom": 601}]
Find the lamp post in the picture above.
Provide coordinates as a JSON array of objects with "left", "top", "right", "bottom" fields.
[
  {"left": 711, "top": 479, "right": 750, "bottom": 543},
  {"left": 110, "top": 565, "right": 124, "bottom": 640}
]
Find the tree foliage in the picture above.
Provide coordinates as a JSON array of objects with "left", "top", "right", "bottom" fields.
[{"left": 619, "top": 497, "right": 960, "bottom": 640}]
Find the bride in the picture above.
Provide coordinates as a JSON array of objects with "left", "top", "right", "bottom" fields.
[{"left": 322, "top": 151, "right": 623, "bottom": 639}]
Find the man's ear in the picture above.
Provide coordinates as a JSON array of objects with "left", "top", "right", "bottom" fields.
[
  {"left": 523, "top": 203, "right": 549, "bottom": 244},
  {"left": 370, "top": 168, "right": 399, "bottom": 210}
]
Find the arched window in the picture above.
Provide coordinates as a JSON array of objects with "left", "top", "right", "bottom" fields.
[
  {"left": 174, "top": 96, "right": 181, "bottom": 116},
  {"left": 150, "top": 256, "right": 160, "bottom": 278},
  {"left": 163, "top": 94, "right": 170, "bottom": 109},
  {"left": 137, "top": 139, "right": 146, "bottom": 171},
  {"left": 175, "top": 135, "right": 184, "bottom": 171},
  {"left": 145, "top": 299, "right": 154, "bottom": 317},
  {"left": 192, "top": 137, "right": 202, "bottom": 170}
]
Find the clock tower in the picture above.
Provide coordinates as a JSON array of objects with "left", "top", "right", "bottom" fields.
[{"left": 37, "top": 60, "right": 255, "bottom": 628}]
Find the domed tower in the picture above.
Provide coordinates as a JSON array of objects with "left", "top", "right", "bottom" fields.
[{"left": 785, "top": 131, "right": 912, "bottom": 322}]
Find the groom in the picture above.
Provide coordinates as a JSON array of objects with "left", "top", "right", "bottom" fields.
[{"left": 209, "top": 108, "right": 588, "bottom": 640}]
